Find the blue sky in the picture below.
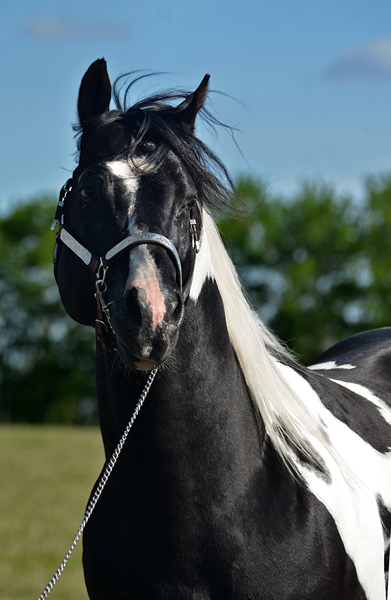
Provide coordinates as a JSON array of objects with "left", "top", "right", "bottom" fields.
[{"left": 2, "top": 0, "right": 391, "bottom": 212}]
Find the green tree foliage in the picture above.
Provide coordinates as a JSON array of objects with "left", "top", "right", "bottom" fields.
[
  {"left": 219, "top": 174, "right": 391, "bottom": 363},
  {"left": 1, "top": 176, "right": 391, "bottom": 422},
  {"left": 0, "top": 196, "right": 95, "bottom": 423}
]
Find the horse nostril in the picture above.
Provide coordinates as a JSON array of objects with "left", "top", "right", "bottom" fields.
[
  {"left": 123, "top": 287, "right": 143, "bottom": 327},
  {"left": 122, "top": 285, "right": 183, "bottom": 332},
  {"left": 124, "top": 285, "right": 168, "bottom": 331}
]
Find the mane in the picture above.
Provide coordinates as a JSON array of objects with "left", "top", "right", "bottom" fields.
[
  {"left": 74, "top": 73, "right": 243, "bottom": 215},
  {"left": 75, "top": 75, "right": 334, "bottom": 473},
  {"left": 203, "top": 211, "right": 333, "bottom": 473}
]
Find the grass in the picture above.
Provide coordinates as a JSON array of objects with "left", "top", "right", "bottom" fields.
[{"left": 0, "top": 425, "right": 104, "bottom": 600}]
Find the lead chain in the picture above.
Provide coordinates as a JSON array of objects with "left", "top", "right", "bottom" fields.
[{"left": 37, "top": 367, "right": 158, "bottom": 600}]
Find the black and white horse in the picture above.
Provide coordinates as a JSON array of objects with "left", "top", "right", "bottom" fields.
[{"left": 53, "top": 58, "right": 391, "bottom": 599}]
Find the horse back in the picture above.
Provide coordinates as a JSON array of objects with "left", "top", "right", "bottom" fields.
[{"left": 307, "top": 327, "right": 391, "bottom": 407}]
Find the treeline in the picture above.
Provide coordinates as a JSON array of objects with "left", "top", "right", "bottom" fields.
[
  {"left": 0, "top": 198, "right": 96, "bottom": 424},
  {"left": 1, "top": 175, "right": 391, "bottom": 423},
  {"left": 219, "top": 175, "right": 391, "bottom": 361}
]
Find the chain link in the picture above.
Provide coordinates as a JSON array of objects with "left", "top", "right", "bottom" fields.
[{"left": 37, "top": 367, "right": 158, "bottom": 600}]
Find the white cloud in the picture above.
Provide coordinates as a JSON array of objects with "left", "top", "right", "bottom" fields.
[
  {"left": 26, "top": 16, "right": 78, "bottom": 40},
  {"left": 25, "top": 14, "right": 129, "bottom": 41},
  {"left": 327, "top": 37, "right": 391, "bottom": 81}
]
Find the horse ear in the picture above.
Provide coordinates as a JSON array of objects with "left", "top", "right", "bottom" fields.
[
  {"left": 178, "top": 74, "right": 210, "bottom": 131},
  {"left": 77, "top": 58, "right": 112, "bottom": 125}
]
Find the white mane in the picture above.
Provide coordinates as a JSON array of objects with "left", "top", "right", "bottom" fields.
[
  {"left": 192, "top": 211, "right": 391, "bottom": 597},
  {"left": 202, "top": 210, "right": 330, "bottom": 470}
]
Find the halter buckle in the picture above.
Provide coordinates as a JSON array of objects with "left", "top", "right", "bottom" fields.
[
  {"left": 95, "top": 261, "right": 116, "bottom": 337},
  {"left": 96, "top": 260, "right": 109, "bottom": 291},
  {"left": 190, "top": 217, "right": 200, "bottom": 253},
  {"left": 51, "top": 179, "right": 73, "bottom": 231}
]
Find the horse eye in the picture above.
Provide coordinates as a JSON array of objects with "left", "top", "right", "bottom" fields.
[{"left": 80, "top": 187, "right": 96, "bottom": 202}]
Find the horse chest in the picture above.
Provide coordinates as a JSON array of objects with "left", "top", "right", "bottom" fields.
[
  {"left": 84, "top": 360, "right": 377, "bottom": 599},
  {"left": 82, "top": 457, "right": 367, "bottom": 600}
]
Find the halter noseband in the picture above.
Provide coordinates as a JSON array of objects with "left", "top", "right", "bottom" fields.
[{"left": 52, "top": 178, "right": 200, "bottom": 352}]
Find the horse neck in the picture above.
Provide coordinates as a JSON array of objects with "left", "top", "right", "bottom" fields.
[{"left": 94, "top": 277, "right": 266, "bottom": 490}]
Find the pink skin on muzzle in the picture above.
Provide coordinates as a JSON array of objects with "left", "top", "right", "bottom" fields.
[{"left": 132, "top": 264, "right": 166, "bottom": 331}]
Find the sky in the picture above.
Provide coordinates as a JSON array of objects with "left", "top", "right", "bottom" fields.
[{"left": 2, "top": 0, "right": 391, "bottom": 213}]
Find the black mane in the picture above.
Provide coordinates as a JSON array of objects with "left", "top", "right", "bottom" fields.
[{"left": 74, "top": 73, "right": 242, "bottom": 213}]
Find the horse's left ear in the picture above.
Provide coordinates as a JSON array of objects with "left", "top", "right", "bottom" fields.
[
  {"left": 77, "top": 58, "right": 112, "bottom": 125},
  {"left": 178, "top": 74, "right": 210, "bottom": 131}
]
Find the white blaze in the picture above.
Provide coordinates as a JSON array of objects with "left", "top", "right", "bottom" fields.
[{"left": 106, "top": 159, "right": 166, "bottom": 331}]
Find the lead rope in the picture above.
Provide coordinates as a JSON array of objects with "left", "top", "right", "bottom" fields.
[{"left": 37, "top": 367, "right": 158, "bottom": 600}]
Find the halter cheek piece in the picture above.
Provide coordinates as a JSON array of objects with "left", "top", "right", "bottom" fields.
[{"left": 52, "top": 179, "right": 200, "bottom": 352}]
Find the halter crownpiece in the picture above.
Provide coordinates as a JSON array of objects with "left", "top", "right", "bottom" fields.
[{"left": 52, "top": 178, "right": 200, "bottom": 351}]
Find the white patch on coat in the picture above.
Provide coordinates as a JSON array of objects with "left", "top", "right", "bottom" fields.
[
  {"left": 330, "top": 378, "right": 391, "bottom": 428},
  {"left": 309, "top": 361, "right": 356, "bottom": 371},
  {"left": 276, "top": 363, "right": 391, "bottom": 600},
  {"left": 106, "top": 160, "right": 139, "bottom": 231},
  {"left": 106, "top": 160, "right": 140, "bottom": 197}
]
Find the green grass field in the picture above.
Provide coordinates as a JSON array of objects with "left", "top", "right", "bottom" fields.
[{"left": 0, "top": 425, "right": 104, "bottom": 600}]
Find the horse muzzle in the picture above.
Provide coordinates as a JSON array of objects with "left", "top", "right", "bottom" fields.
[{"left": 112, "top": 276, "right": 184, "bottom": 370}]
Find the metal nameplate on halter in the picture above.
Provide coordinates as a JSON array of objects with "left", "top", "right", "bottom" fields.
[{"left": 60, "top": 229, "right": 93, "bottom": 267}]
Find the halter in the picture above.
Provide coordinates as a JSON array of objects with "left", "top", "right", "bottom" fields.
[{"left": 52, "top": 179, "right": 200, "bottom": 351}]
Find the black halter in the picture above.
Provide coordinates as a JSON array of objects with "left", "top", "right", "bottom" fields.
[{"left": 52, "top": 179, "right": 200, "bottom": 351}]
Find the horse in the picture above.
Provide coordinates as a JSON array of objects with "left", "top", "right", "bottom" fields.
[{"left": 53, "top": 58, "right": 391, "bottom": 599}]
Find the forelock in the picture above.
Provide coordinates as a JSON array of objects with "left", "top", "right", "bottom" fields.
[{"left": 73, "top": 75, "right": 242, "bottom": 215}]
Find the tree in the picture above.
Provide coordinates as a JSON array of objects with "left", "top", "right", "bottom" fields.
[
  {"left": 0, "top": 196, "right": 96, "bottom": 423},
  {"left": 218, "top": 175, "right": 391, "bottom": 363}
]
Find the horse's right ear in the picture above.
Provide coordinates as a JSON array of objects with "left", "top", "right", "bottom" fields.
[
  {"left": 77, "top": 59, "right": 112, "bottom": 125},
  {"left": 176, "top": 74, "right": 210, "bottom": 131}
]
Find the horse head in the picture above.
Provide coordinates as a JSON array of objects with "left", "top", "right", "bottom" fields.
[{"left": 54, "top": 59, "right": 211, "bottom": 370}]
